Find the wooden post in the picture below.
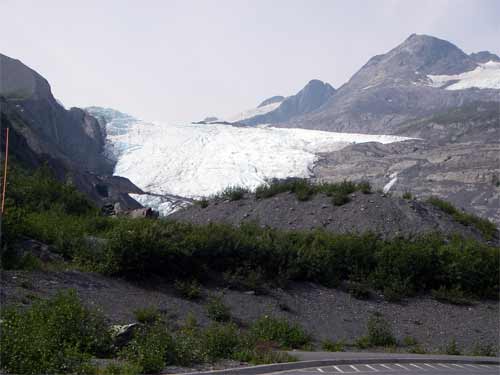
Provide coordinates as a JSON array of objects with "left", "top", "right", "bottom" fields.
[{"left": 2, "top": 127, "right": 9, "bottom": 214}]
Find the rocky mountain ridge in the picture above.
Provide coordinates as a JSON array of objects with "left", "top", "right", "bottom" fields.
[{"left": 0, "top": 53, "right": 143, "bottom": 209}]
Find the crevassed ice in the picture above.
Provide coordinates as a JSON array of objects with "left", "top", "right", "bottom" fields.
[
  {"left": 105, "top": 115, "right": 412, "bottom": 201},
  {"left": 427, "top": 61, "right": 500, "bottom": 90}
]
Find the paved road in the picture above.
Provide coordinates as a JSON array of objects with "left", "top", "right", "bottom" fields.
[{"left": 270, "top": 362, "right": 499, "bottom": 374}]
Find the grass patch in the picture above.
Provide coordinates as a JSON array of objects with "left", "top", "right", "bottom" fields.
[{"left": 428, "top": 197, "right": 498, "bottom": 240}]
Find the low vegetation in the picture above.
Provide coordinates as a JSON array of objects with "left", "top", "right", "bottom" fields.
[
  {"left": 0, "top": 290, "right": 303, "bottom": 374},
  {"left": 133, "top": 307, "right": 162, "bottom": 324},
  {"left": 214, "top": 186, "right": 250, "bottom": 201},
  {"left": 428, "top": 197, "right": 498, "bottom": 240},
  {"left": 2, "top": 164, "right": 499, "bottom": 302},
  {"left": 322, "top": 339, "right": 345, "bottom": 352},
  {"left": 356, "top": 314, "right": 396, "bottom": 348},
  {"left": 205, "top": 295, "right": 231, "bottom": 322},
  {"left": 0, "top": 290, "right": 112, "bottom": 375},
  {"left": 255, "top": 178, "right": 371, "bottom": 205},
  {"left": 174, "top": 279, "right": 202, "bottom": 300}
]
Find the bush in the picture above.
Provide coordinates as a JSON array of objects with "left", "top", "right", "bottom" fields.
[
  {"left": 248, "top": 316, "right": 311, "bottom": 349},
  {"left": 471, "top": 343, "right": 497, "bottom": 357},
  {"left": 402, "top": 191, "right": 413, "bottom": 200},
  {"left": 0, "top": 290, "right": 112, "bottom": 375},
  {"left": 120, "top": 323, "right": 175, "bottom": 374},
  {"left": 428, "top": 197, "right": 498, "bottom": 240},
  {"left": 174, "top": 279, "right": 202, "bottom": 300},
  {"left": 133, "top": 307, "right": 161, "bottom": 324},
  {"left": 322, "top": 339, "right": 345, "bottom": 352},
  {"left": 443, "top": 339, "right": 461, "bottom": 355},
  {"left": 205, "top": 295, "right": 231, "bottom": 322},
  {"left": 100, "top": 220, "right": 499, "bottom": 300},
  {"left": 216, "top": 186, "right": 249, "bottom": 201},
  {"left": 331, "top": 191, "right": 351, "bottom": 206},
  {"left": 358, "top": 181, "right": 372, "bottom": 194},
  {"left": 202, "top": 323, "right": 240, "bottom": 362},
  {"left": 364, "top": 314, "right": 396, "bottom": 347},
  {"left": 196, "top": 198, "right": 209, "bottom": 208}
]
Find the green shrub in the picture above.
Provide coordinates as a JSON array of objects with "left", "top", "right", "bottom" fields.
[
  {"left": 331, "top": 191, "right": 351, "bottom": 206},
  {"left": 205, "top": 295, "right": 231, "bottom": 322},
  {"left": 358, "top": 181, "right": 372, "bottom": 194},
  {"left": 471, "top": 343, "right": 497, "bottom": 357},
  {"left": 216, "top": 186, "right": 249, "bottom": 201},
  {"left": 248, "top": 316, "right": 311, "bottom": 349},
  {"left": 196, "top": 198, "right": 209, "bottom": 208},
  {"left": 428, "top": 197, "right": 498, "bottom": 240},
  {"left": 202, "top": 323, "right": 240, "bottom": 362},
  {"left": 403, "top": 336, "right": 418, "bottom": 346},
  {"left": 174, "top": 279, "right": 202, "bottom": 300},
  {"left": 0, "top": 290, "right": 112, "bottom": 375},
  {"left": 322, "top": 339, "right": 345, "bottom": 352},
  {"left": 402, "top": 191, "right": 413, "bottom": 200},
  {"left": 120, "top": 322, "right": 175, "bottom": 374},
  {"left": 443, "top": 339, "right": 461, "bottom": 355},
  {"left": 133, "top": 307, "right": 161, "bottom": 324},
  {"left": 365, "top": 315, "right": 396, "bottom": 347}
]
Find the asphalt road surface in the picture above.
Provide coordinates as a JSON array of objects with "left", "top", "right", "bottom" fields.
[{"left": 269, "top": 362, "right": 500, "bottom": 374}]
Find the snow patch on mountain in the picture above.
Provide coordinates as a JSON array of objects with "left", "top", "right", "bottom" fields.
[
  {"left": 427, "top": 61, "right": 500, "bottom": 90},
  {"left": 102, "top": 113, "right": 412, "bottom": 212}
]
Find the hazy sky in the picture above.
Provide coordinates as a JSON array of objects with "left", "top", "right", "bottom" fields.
[{"left": 1, "top": 0, "right": 499, "bottom": 124}]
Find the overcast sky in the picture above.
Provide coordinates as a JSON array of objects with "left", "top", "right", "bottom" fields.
[{"left": 1, "top": 0, "right": 499, "bottom": 124}]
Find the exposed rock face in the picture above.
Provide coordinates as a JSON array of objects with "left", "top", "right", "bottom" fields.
[
  {"left": 277, "top": 34, "right": 500, "bottom": 135},
  {"left": 0, "top": 54, "right": 142, "bottom": 209},
  {"left": 312, "top": 101, "right": 500, "bottom": 225},
  {"left": 470, "top": 51, "right": 500, "bottom": 63},
  {"left": 240, "top": 80, "right": 335, "bottom": 125},
  {"left": 0, "top": 53, "right": 112, "bottom": 174}
]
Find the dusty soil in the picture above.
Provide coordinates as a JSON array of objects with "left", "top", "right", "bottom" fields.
[
  {"left": 169, "top": 191, "right": 497, "bottom": 244},
  {"left": 1, "top": 269, "right": 498, "bottom": 354}
]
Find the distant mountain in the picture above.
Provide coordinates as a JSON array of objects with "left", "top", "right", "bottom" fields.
[
  {"left": 279, "top": 34, "right": 500, "bottom": 136},
  {"left": 238, "top": 80, "right": 335, "bottom": 125}
]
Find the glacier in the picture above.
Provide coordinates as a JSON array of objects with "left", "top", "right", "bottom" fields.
[{"left": 89, "top": 108, "right": 413, "bottom": 215}]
